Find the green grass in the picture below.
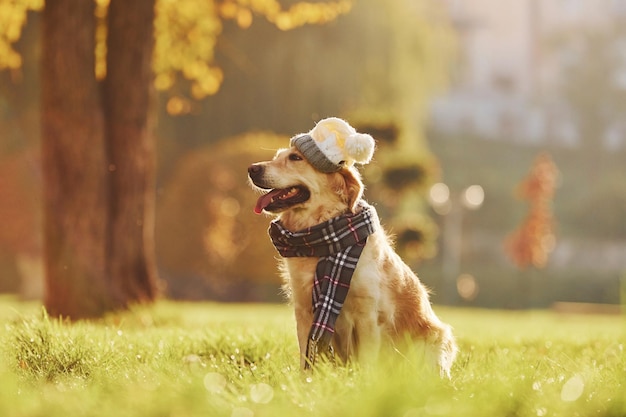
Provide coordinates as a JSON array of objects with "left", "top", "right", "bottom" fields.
[{"left": 1, "top": 296, "right": 625, "bottom": 417}]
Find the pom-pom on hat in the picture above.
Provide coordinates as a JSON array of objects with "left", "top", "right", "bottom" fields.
[{"left": 290, "top": 117, "right": 376, "bottom": 173}]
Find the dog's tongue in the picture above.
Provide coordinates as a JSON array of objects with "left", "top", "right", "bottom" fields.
[{"left": 254, "top": 189, "right": 282, "bottom": 214}]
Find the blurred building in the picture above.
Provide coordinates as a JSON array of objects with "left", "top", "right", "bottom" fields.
[{"left": 431, "top": 0, "right": 626, "bottom": 148}]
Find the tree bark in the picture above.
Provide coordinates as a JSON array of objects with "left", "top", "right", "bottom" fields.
[
  {"left": 41, "top": 0, "right": 159, "bottom": 318},
  {"left": 41, "top": 0, "right": 114, "bottom": 317},
  {"left": 104, "top": 0, "right": 159, "bottom": 302}
]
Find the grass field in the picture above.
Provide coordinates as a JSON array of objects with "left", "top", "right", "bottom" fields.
[{"left": 1, "top": 296, "right": 625, "bottom": 417}]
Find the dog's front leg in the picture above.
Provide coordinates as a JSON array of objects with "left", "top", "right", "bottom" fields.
[
  {"left": 354, "top": 310, "right": 381, "bottom": 363},
  {"left": 294, "top": 305, "right": 313, "bottom": 369}
]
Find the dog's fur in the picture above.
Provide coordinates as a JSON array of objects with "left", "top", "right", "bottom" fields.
[{"left": 249, "top": 146, "right": 457, "bottom": 376}]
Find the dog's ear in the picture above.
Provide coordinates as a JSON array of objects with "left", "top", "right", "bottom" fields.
[{"left": 335, "top": 167, "right": 364, "bottom": 212}]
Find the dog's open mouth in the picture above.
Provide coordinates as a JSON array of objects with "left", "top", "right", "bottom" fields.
[{"left": 254, "top": 186, "right": 310, "bottom": 214}]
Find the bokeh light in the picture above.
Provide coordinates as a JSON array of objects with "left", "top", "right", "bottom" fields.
[
  {"left": 429, "top": 182, "right": 451, "bottom": 215},
  {"left": 561, "top": 375, "right": 585, "bottom": 402},
  {"left": 462, "top": 185, "right": 485, "bottom": 210},
  {"left": 457, "top": 273, "right": 479, "bottom": 301},
  {"left": 250, "top": 382, "right": 274, "bottom": 404},
  {"left": 203, "top": 372, "right": 227, "bottom": 393}
]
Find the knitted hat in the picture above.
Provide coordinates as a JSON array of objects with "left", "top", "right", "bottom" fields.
[{"left": 290, "top": 117, "right": 376, "bottom": 173}]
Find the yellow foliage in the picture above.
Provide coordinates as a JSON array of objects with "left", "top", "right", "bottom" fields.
[
  {"left": 219, "top": 2, "right": 239, "bottom": 19},
  {"left": 2, "top": 0, "right": 350, "bottom": 103},
  {"left": 95, "top": 0, "right": 108, "bottom": 79},
  {"left": 154, "top": 0, "right": 351, "bottom": 105},
  {"left": 228, "top": 0, "right": 353, "bottom": 31},
  {"left": 165, "top": 95, "right": 192, "bottom": 115},
  {"left": 154, "top": 0, "right": 223, "bottom": 102},
  {"left": 0, "top": 0, "right": 42, "bottom": 70},
  {"left": 236, "top": 7, "right": 252, "bottom": 29}
]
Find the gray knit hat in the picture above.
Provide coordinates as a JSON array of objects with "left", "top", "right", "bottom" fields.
[
  {"left": 290, "top": 117, "right": 375, "bottom": 173},
  {"left": 291, "top": 134, "right": 343, "bottom": 173}
]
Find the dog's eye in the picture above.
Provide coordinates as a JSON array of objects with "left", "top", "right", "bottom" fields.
[{"left": 289, "top": 153, "right": 303, "bottom": 161}]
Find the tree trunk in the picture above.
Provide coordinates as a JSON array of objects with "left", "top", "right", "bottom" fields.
[
  {"left": 104, "top": 0, "right": 159, "bottom": 302},
  {"left": 41, "top": 0, "right": 114, "bottom": 317},
  {"left": 41, "top": 0, "right": 159, "bottom": 318}
]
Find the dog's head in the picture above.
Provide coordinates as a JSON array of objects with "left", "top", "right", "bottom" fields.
[
  {"left": 248, "top": 146, "right": 364, "bottom": 228},
  {"left": 248, "top": 117, "right": 375, "bottom": 229}
]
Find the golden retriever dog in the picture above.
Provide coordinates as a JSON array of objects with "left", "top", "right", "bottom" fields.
[{"left": 248, "top": 118, "right": 457, "bottom": 377}]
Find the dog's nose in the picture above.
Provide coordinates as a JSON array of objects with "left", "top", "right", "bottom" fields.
[{"left": 248, "top": 164, "right": 264, "bottom": 179}]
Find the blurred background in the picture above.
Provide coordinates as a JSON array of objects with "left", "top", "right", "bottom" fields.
[{"left": 1, "top": 0, "right": 625, "bottom": 309}]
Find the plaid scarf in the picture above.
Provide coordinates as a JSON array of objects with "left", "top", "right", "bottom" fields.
[{"left": 268, "top": 201, "right": 376, "bottom": 367}]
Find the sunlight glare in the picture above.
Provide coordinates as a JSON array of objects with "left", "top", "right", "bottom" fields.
[
  {"left": 250, "top": 383, "right": 274, "bottom": 404},
  {"left": 204, "top": 372, "right": 227, "bottom": 393},
  {"left": 560, "top": 375, "right": 584, "bottom": 402}
]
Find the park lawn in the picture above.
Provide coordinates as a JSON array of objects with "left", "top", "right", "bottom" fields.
[{"left": 0, "top": 296, "right": 625, "bottom": 417}]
